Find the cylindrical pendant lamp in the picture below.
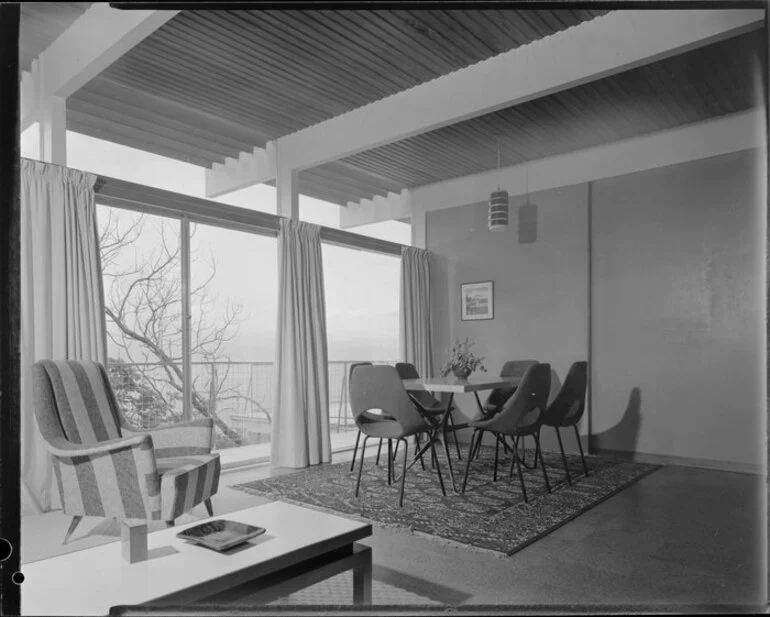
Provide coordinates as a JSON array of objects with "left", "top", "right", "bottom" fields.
[{"left": 488, "top": 189, "right": 509, "bottom": 231}]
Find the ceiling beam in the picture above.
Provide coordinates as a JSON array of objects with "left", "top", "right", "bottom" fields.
[
  {"left": 21, "top": 4, "right": 179, "bottom": 131},
  {"left": 205, "top": 8, "right": 764, "bottom": 199},
  {"left": 340, "top": 109, "right": 765, "bottom": 228},
  {"left": 280, "top": 9, "right": 764, "bottom": 171}
]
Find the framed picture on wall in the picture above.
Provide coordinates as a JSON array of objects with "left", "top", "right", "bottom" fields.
[{"left": 461, "top": 281, "right": 494, "bottom": 321}]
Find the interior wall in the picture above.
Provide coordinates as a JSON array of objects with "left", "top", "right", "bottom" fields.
[
  {"left": 426, "top": 148, "right": 765, "bottom": 471},
  {"left": 427, "top": 183, "right": 590, "bottom": 453},
  {"left": 591, "top": 149, "right": 765, "bottom": 471}
]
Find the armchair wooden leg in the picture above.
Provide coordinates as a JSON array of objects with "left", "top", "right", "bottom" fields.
[
  {"left": 574, "top": 425, "right": 589, "bottom": 476},
  {"left": 554, "top": 427, "right": 572, "bottom": 485},
  {"left": 355, "top": 436, "right": 369, "bottom": 497},
  {"left": 204, "top": 498, "right": 214, "bottom": 517},
  {"left": 461, "top": 429, "right": 479, "bottom": 493},
  {"left": 350, "top": 430, "right": 362, "bottom": 472},
  {"left": 63, "top": 515, "right": 83, "bottom": 544}
]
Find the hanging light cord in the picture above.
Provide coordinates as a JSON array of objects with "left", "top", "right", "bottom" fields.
[{"left": 496, "top": 138, "right": 501, "bottom": 190}]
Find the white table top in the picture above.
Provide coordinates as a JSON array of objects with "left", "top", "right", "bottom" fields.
[
  {"left": 22, "top": 501, "right": 371, "bottom": 616},
  {"left": 402, "top": 375, "right": 518, "bottom": 393}
]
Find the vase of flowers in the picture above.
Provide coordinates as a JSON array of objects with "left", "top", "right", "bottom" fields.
[{"left": 440, "top": 338, "right": 487, "bottom": 380}]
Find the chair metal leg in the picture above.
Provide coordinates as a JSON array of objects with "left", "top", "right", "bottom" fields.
[
  {"left": 414, "top": 434, "right": 426, "bottom": 470},
  {"left": 350, "top": 430, "right": 362, "bottom": 472},
  {"left": 355, "top": 436, "right": 369, "bottom": 497},
  {"left": 398, "top": 438, "right": 409, "bottom": 507},
  {"left": 535, "top": 433, "right": 551, "bottom": 493},
  {"left": 513, "top": 438, "right": 528, "bottom": 503},
  {"left": 429, "top": 440, "right": 446, "bottom": 496},
  {"left": 387, "top": 440, "right": 393, "bottom": 485},
  {"left": 204, "top": 498, "right": 214, "bottom": 517},
  {"left": 461, "top": 429, "right": 479, "bottom": 494},
  {"left": 63, "top": 516, "right": 83, "bottom": 544},
  {"left": 574, "top": 425, "right": 589, "bottom": 476},
  {"left": 447, "top": 414, "right": 462, "bottom": 460},
  {"left": 554, "top": 427, "right": 572, "bottom": 485},
  {"left": 375, "top": 438, "right": 383, "bottom": 466},
  {"left": 472, "top": 429, "right": 484, "bottom": 460},
  {"left": 493, "top": 434, "right": 500, "bottom": 482}
]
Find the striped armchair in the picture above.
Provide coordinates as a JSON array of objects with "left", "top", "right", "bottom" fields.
[{"left": 32, "top": 360, "right": 221, "bottom": 543}]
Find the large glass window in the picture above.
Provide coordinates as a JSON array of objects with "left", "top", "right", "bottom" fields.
[
  {"left": 323, "top": 245, "right": 401, "bottom": 445},
  {"left": 190, "top": 225, "right": 278, "bottom": 452},
  {"left": 97, "top": 206, "right": 186, "bottom": 429}
]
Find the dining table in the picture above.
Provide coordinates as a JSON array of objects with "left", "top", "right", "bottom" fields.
[{"left": 401, "top": 374, "right": 523, "bottom": 493}]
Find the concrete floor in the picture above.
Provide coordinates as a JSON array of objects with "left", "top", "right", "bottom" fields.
[{"left": 21, "top": 450, "right": 767, "bottom": 610}]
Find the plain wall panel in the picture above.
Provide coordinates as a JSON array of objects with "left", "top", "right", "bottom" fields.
[{"left": 590, "top": 149, "right": 765, "bottom": 470}]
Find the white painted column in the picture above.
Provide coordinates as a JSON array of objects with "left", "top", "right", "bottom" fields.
[
  {"left": 276, "top": 163, "right": 299, "bottom": 220},
  {"left": 38, "top": 95, "right": 66, "bottom": 165},
  {"left": 410, "top": 203, "right": 427, "bottom": 249}
]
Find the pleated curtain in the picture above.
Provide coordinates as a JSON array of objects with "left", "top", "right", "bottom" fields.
[
  {"left": 20, "top": 159, "right": 107, "bottom": 514},
  {"left": 271, "top": 219, "right": 331, "bottom": 468},
  {"left": 399, "top": 246, "right": 433, "bottom": 379}
]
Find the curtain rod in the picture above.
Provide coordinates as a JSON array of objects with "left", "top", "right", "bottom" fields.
[{"left": 21, "top": 158, "right": 408, "bottom": 256}]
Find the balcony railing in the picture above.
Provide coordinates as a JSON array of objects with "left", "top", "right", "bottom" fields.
[{"left": 107, "top": 360, "right": 396, "bottom": 450}]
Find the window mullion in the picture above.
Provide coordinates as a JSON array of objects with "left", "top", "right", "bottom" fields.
[{"left": 181, "top": 216, "right": 192, "bottom": 421}]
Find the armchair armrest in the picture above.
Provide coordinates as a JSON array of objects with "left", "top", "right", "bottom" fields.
[
  {"left": 43, "top": 433, "right": 162, "bottom": 519},
  {"left": 44, "top": 433, "right": 154, "bottom": 459},
  {"left": 124, "top": 418, "right": 214, "bottom": 458}
]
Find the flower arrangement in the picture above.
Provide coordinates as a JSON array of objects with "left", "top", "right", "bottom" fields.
[{"left": 440, "top": 338, "right": 487, "bottom": 379}]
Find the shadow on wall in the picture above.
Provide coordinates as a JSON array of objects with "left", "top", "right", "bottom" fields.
[{"left": 589, "top": 387, "right": 642, "bottom": 454}]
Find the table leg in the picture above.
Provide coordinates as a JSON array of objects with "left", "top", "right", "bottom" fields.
[
  {"left": 121, "top": 520, "right": 148, "bottom": 564},
  {"left": 352, "top": 544, "right": 373, "bottom": 605},
  {"left": 437, "top": 394, "right": 459, "bottom": 493}
]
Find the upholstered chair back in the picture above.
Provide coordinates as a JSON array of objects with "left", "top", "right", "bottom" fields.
[{"left": 34, "top": 360, "right": 123, "bottom": 446}]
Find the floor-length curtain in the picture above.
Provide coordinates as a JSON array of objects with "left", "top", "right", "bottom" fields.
[
  {"left": 20, "top": 159, "right": 107, "bottom": 514},
  {"left": 271, "top": 219, "right": 331, "bottom": 468},
  {"left": 400, "top": 246, "right": 433, "bottom": 378}
]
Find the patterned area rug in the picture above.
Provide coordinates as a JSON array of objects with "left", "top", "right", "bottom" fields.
[{"left": 233, "top": 446, "right": 659, "bottom": 556}]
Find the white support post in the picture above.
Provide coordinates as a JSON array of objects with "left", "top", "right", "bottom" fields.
[
  {"left": 276, "top": 163, "right": 299, "bottom": 220},
  {"left": 410, "top": 204, "right": 427, "bottom": 249},
  {"left": 38, "top": 96, "right": 67, "bottom": 165}
]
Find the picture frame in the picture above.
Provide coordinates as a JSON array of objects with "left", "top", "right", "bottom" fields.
[{"left": 460, "top": 281, "right": 494, "bottom": 321}]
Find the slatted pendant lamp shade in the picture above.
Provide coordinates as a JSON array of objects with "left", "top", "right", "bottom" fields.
[
  {"left": 488, "top": 138, "right": 509, "bottom": 231},
  {"left": 488, "top": 189, "right": 509, "bottom": 230}
]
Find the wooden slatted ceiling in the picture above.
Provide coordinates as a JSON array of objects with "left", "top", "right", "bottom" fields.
[
  {"left": 327, "top": 29, "right": 764, "bottom": 191},
  {"left": 55, "top": 9, "right": 762, "bottom": 207},
  {"left": 66, "top": 9, "right": 607, "bottom": 154},
  {"left": 19, "top": 2, "right": 91, "bottom": 71}
]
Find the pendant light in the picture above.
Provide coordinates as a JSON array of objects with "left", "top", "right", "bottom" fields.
[{"left": 488, "top": 137, "right": 509, "bottom": 231}]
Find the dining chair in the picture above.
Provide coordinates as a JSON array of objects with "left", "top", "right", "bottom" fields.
[
  {"left": 470, "top": 360, "right": 538, "bottom": 461},
  {"left": 395, "top": 362, "right": 462, "bottom": 461},
  {"left": 33, "top": 360, "right": 220, "bottom": 542},
  {"left": 348, "top": 362, "right": 378, "bottom": 471},
  {"left": 461, "top": 362, "right": 551, "bottom": 503},
  {"left": 542, "top": 361, "right": 589, "bottom": 485},
  {"left": 350, "top": 364, "right": 447, "bottom": 507}
]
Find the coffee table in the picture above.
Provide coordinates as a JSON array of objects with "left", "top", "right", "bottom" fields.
[{"left": 21, "top": 501, "right": 373, "bottom": 615}]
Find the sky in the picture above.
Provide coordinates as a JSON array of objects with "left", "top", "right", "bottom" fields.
[{"left": 21, "top": 126, "right": 409, "bottom": 364}]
